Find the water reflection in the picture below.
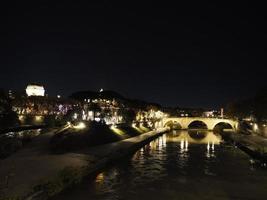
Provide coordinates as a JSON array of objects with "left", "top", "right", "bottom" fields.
[
  {"left": 180, "top": 139, "right": 188, "bottom": 152},
  {"left": 166, "top": 130, "right": 222, "bottom": 145},
  {"left": 53, "top": 130, "right": 267, "bottom": 200},
  {"left": 128, "top": 131, "right": 221, "bottom": 186},
  {"left": 206, "top": 141, "right": 216, "bottom": 159}
]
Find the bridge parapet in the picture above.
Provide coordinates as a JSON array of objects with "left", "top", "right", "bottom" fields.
[{"left": 161, "top": 117, "right": 238, "bottom": 131}]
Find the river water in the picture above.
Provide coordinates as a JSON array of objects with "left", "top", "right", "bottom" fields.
[{"left": 53, "top": 130, "right": 267, "bottom": 200}]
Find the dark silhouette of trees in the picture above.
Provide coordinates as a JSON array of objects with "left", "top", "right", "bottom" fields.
[
  {"left": 118, "top": 108, "right": 136, "bottom": 124},
  {"left": 0, "top": 90, "right": 19, "bottom": 130},
  {"left": 254, "top": 88, "right": 267, "bottom": 121},
  {"left": 226, "top": 87, "right": 267, "bottom": 121}
]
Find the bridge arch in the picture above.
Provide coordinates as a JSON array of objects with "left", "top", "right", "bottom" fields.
[
  {"left": 164, "top": 120, "right": 173, "bottom": 128},
  {"left": 213, "top": 122, "right": 233, "bottom": 132},
  {"left": 188, "top": 120, "right": 208, "bottom": 130},
  {"left": 164, "top": 120, "right": 182, "bottom": 130},
  {"left": 173, "top": 121, "right": 182, "bottom": 130}
]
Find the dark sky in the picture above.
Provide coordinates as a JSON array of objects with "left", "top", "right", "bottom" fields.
[{"left": 1, "top": 1, "right": 266, "bottom": 108}]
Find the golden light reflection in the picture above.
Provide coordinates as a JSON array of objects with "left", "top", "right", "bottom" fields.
[
  {"left": 139, "top": 125, "right": 150, "bottom": 132},
  {"left": 206, "top": 141, "right": 216, "bottom": 158},
  {"left": 181, "top": 139, "right": 184, "bottom": 149},
  {"left": 158, "top": 134, "right": 166, "bottom": 150},
  {"left": 132, "top": 125, "right": 143, "bottom": 133},
  {"left": 73, "top": 122, "right": 86, "bottom": 130},
  {"left": 166, "top": 131, "right": 221, "bottom": 145},
  {"left": 35, "top": 115, "right": 43, "bottom": 122},
  {"left": 180, "top": 139, "right": 189, "bottom": 153},
  {"left": 95, "top": 172, "right": 104, "bottom": 184},
  {"left": 110, "top": 126, "right": 125, "bottom": 136},
  {"left": 150, "top": 140, "right": 158, "bottom": 151},
  {"left": 185, "top": 140, "right": 188, "bottom": 151},
  {"left": 132, "top": 150, "right": 142, "bottom": 160},
  {"left": 18, "top": 115, "right": 25, "bottom": 122}
]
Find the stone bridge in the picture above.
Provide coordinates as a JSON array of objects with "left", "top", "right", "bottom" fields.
[{"left": 160, "top": 117, "right": 238, "bottom": 131}]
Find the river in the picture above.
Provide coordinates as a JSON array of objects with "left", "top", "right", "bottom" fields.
[{"left": 53, "top": 130, "right": 267, "bottom": 200}]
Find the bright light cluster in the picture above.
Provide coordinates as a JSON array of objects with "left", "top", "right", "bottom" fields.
[
  {"left": 73, "top": 122, "right": 86, "bottom": 130},
  {"left": 26, "top": 84, "right": 45, "bottom": 97}
]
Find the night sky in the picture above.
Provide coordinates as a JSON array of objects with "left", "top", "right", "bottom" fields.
[{"left": 1, "top": 1, "right": 266, "bottom": 108}]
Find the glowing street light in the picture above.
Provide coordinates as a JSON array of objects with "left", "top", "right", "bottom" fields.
[
  {"left": 73, "top": 122, "right": 86, "bottom": 130},
  {"left": 35, "top": 116, "right": 42, "bottom": 122},
  {"left": 73, "top": 113, "right": 78, "bottom": 120},
  {"left": 253, "top": 123, "right": 258, "bottom": 132},
  {"left": 66, "top": 121, "right": 72, "bottom": 127}
]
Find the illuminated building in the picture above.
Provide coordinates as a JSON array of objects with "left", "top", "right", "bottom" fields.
[{"left": 26, "top": 84, "right": 45, "bottom": 97}]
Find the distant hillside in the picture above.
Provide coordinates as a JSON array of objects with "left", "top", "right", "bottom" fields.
[
  {"left": 69, "top": 90, "right": 162, "bottom": 110},
  {"left": 69, "top": 90, "right": 125, "bottom": 101}
]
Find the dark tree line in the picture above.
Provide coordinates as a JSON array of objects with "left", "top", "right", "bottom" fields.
[
  {"left": 226, "top": 88, "right": 267, "bottom": 121},
  {"left": 0, "top": 89, "right": 19, "bottom": 130}
]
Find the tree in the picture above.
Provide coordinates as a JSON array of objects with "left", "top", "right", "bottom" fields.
[
  {"left": 254, "top": 88, "right": 267, "bottom": 121},
  {"left": 44, "top": 115, "right": 63, "bottom": 127},
  {"left": 63, "top": 107, "right": 82, "bottom": 122},
  {"left": 225, "top": 87, "right": 267, "bottom": 121},
  {"left": 118, "top": 108, "right": 136, "bottom": 124},
  {"left": 0, "top": 90, "right": 19, "bottom": 130}
]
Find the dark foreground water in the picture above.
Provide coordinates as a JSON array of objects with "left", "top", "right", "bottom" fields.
[{"left": 53, "top": 131, "right": 267, "bottom": 200}]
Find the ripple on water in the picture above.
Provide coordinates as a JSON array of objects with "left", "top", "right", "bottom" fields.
[{"left": 53, "top": 131, "right": 267, "bottom": 200}]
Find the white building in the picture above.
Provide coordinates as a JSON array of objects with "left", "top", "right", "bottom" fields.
[{"left": 26, "top": 84, "right": 45, "bottom": 97}]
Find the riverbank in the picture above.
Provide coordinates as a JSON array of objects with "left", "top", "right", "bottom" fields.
[
  {"left": 0, "top": 128, "right": 53, "bottom": 159},
  {"left": 51, "top": 130, "right": 267, "bottom": 200},
  {"left": 223, "top": 132, "right": 267, "bottom": 164},
  {"left": 50, "top": 122, "right": 151, "bottom": 153},
  {"left": 0, "top": 125, "right": 47, "bottom": 135},
  {"left": 0, "top": 127, "right": 169, "bottom": 200}
]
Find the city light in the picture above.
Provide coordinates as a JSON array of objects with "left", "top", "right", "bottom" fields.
[
  {"left": 94, "top": 117, "right": 101, "bottom": 122},
  {"left": 95, "top": 173, "right": 105, "bottom": 184},
  {"left": 132, "top": 124, "right": 143, "bottom": 133},
  {"left": 26, "top": 84, "right": 45, "bottom": 97},
  {"left": 73, "top": 122, "right": 86, "bottom": 130},
  {"left": 18, "top": 115, "right": 25, "bottom": 122},
  {"left": 253, "top": 123, "right": 259, "bottom": 132},
  {"left": 35, "top": 116, "right": 43, "bottom": 122}
]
